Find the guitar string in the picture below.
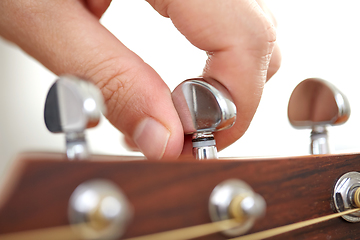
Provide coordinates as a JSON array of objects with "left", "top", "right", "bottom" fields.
[
  {"left": 229, "top": 208, "right": 360, "bottom": 240},
  {"left": 124, "top": 208, "right": 360, "bottom": 240},
  {"left": 124, "top": 219, "right": 240, "bottom": 240},
  {"left": 0, "top": 209, "right": 358, "bottom": 240},
  {"left": 0, "top": 219, "right": 240, "bottom": 240},
  {"left": 0, "top": 223, "right": 85, "bottom": 240}
]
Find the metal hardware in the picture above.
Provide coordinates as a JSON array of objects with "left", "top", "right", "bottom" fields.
[
  {"left": 44, "top": 75, "right": 105, "bottom": 160},
  {"left": 68, "top": 179, "right": 132, "bottom": 240},
  {"left": 192, "top": 132, "right": 218, "bottom": 159},
  {"left": 172, "top": 78, "right": 236, "bottom": 160},
  {"left": 310, "top": 126, "right": 329, "bottom": 155},
  {"left": 288, "top": 78, "right": 350, "bottom": 154},
  {"left": 332, "top": 172, "right": 360, "bottom": 222},
  {"left": 209, "top": 179, "right": 266, "bottom": 236}
]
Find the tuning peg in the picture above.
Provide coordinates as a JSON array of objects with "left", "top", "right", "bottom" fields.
[
  {"left": 209, "top": 179, "right": 266, "bottom": 236},
  {"left": 44, "top": 75, "right": 106, "bottom": 160},
  {"left": 172, "top": 78, "right": 236, "bottom": 159},
  {"left": 288, "top": 78, "right": 350, "bottom": 154}
]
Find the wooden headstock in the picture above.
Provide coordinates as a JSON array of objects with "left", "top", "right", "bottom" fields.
[{"left": 0, "top": 152, "right": 359, "bottom": 239}]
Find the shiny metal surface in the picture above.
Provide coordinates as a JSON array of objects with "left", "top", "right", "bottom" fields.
[
  {"left": 172, "top": 78, "right": 236, "bottom": 159},
  {"left": 44, "top": 75, "right": 105, "bottom": 160},
  {"left": 192, "top": 131, "right": 218, "bottom": 159},
  {"left": 240, "top": 194, "right": 266, "bottom": 218},
  {"left": 332, "top": 172, "right": 360, "bottom": 222},
  {"left": 193, "top": 145, "right": 218, "bottom": 159},
  {"left": 310, "top": 126, "right": 329, "bottom": 155},
  {"left": 68, "top": 179, "right": 132, "bottom": 240},
  {"left": 172, "top": 78, "right": 236, "bottom": 134},
  {"left": 288, "top": 78, "right": 350, "bottom": 154},
  {"left": 66, "top": 132, "right": 89, "bottom": 159},
  {"left": 288, "top": 78, "right": 350, "bottom": 128},
  {"left": 209, "top": 179, "right": 266, "bottom": 236}
]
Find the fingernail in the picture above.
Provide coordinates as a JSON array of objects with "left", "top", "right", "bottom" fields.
[{"left": 133, "top": 118, "right": 170, "bottom": 160}]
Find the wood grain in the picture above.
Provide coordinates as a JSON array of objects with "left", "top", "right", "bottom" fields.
[{"left": 0, "top": 152, "right": 359, "bottom": 239}]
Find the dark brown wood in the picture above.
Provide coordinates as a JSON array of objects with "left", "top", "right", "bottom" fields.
[{"left": 0, "top": 152, "right": 360, "bottom": 239}]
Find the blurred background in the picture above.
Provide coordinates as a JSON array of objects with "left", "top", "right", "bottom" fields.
[{"left": 0, "top": 1, "right": 359, "bottom": 184}]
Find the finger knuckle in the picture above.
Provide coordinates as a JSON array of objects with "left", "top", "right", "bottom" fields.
[
  {"left": 87, "top": 57, "right": 137, "bottom": 120},
  {"left": 253, "top": 18, "right": 277, "bottom": 52}
]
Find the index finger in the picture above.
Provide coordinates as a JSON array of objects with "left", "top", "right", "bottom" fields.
[{"left": 147, "top": 0, "right": 277, "bottom": 152}]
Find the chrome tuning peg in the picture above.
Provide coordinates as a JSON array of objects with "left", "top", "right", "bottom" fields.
[
  {"left": 69, "top": 179, "right": 133, "bottom": 239},
  {"left": 172, "top": 78, "right": 236, "bottom": 159},
  {"left": 288, "top": 78, "right": 350, "bottom": 155},
  {"left": 44, "top": 75, "right": 105, "bottom": 160},
  {"left": 209, "top": 179, "right": 266, "bottom": 236}
]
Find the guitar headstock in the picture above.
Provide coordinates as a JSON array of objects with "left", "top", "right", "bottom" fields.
[
  {"left": 0, "top": 76, "right": 359, "bottom": 240},
  {"left": 1, "top": 152, "right": 360, "bottom": 239}
]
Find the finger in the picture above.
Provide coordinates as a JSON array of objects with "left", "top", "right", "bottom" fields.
[
  {"left": 0, "top": 0, "right": 184, "bottom": 160},
  {"left": 256, "top": 0, "right": 278, "bottom": 28},
  {"left": 267, "top": 43, "right": 281, "bottom": 80},
  {"left": 147, "top": 0, "right": 278, "bottom": 152},
  {"left": 255, "top": 0, "right": 281, "bottom": 81},
  {"left": 123, "top": 135, "right": 140, "bottom": 152},
  {"left": 83, "top": 0, "right": 112, "bottom": 19}
]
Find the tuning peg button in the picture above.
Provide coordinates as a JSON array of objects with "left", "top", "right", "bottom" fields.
[
  {"left": 288, "top": 78, "right": 350, "bottom": 154},
  {"left": 44, "top": 75, "right": 105, "bottom": 160},
  {"left": 209, "top": 179, "right": 266, "bottom": 236},
  {"left": 172, "top": 78, "right": 236, "bottom": 159}
]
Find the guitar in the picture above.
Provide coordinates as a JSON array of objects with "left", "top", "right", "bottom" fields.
[
  {"left": 0, "top": 152, "right": 359, "bottom": 240},
  {"left": 0, "top": 76, "right": 358, "bottom": 240}
]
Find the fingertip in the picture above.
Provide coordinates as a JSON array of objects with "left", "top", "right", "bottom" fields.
[
  {"left": 84, "top": 0, "right": 112, "bottom": 19},
  {"left": 101, "top": 61, "right": 184, "bottom": 161},
  {"left": 133, "top": 117, "right": 171, "bottom": 160},
  {"left": 122, "top": 135, "right": 140, "bottom": 152},
  {"left": 266, "top": 43, "right": 281, "bottom": 81},
  {"left": 121, "top": 105, "right": 184, "bottom": 161},
  {"left": 160, "top": 118, "right": 185, "bottom": 160},
  {"left": 180, "top": 135, "right": 193, "bottom": 157}
]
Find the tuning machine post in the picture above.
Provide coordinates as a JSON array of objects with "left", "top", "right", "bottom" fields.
[
  {"left": 288, "top": 78, "right": 350, "bottom": 155},
  {"left": 333, "top": 172, "right": 360, "bottom": 222},
  {"left": 44, "top": 75, "right": 106, "bottom": 160},
  {"left": 68, "top": 179, "right": 133, "bottom": 240},
  {"left": 209, "top": 179, "right": 266, "bottom": 236},
  {"left": 172, "top": 78, "right": 237, "bottom": 160}
]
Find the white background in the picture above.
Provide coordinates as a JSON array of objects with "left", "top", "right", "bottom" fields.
[{"left": 1, "top": 1, "right": 360, "bottom": 183}]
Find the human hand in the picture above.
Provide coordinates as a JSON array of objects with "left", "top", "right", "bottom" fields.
[{"left": 0, "top": 0, "right": 280, "bottom": 160}]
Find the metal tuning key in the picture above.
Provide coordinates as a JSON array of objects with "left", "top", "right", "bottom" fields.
[
  {"left": 288, "top": 78, "right": 350, "bottom": 155},
  {"left": 44, "top": 75, "right": 105, "bottom": 160},
  {"left": 209, "top": 179, "right": 266, "bottom": 236},
  {"left": 172, "top": 78, "right": 237, "bottom": 160},
  {"left": 333, "top": 172, "right": 360, "bottom": 223},
  {"left": 69, "top": 179, "right": 132, "bottom": 240}
]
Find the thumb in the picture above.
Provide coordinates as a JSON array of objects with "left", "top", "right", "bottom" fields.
[
  {"left": 96, "top": 59, "right": 184, "bottom": 160},
  {"left": 0, "top": 0, "right": 184, "bottom": 160}
]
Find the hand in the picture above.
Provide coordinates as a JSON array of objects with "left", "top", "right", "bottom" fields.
[{"left": 0, "top": 0, "right": 280, "bottom": 160}]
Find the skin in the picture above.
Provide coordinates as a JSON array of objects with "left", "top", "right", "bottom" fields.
[{"left": 0, "top": 0, "right": 281, "bottom": 160}]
